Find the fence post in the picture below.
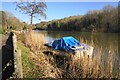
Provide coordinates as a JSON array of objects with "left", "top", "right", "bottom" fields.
[{"left": 13, "top": 33, "right": 23, "bottom": 78}]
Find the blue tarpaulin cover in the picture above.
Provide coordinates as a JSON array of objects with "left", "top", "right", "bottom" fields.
[{"left": 47, "top": 36, "right": 90, "bottom": 52}]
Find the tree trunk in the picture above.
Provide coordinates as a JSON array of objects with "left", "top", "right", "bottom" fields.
[
  {"left": 30, "top": 15, "right": 33, "bottom": 25},
  {"left": 29, "top": 14, "right": 33, "bottom": 31}
]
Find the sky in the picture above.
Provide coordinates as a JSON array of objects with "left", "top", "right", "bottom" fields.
[{"left": 1, "top": 2, "right": 118, "bottom": 24}]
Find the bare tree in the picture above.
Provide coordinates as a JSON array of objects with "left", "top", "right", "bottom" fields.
[{"left": 15, "top": 0, "right": 47, "bottom": 25}]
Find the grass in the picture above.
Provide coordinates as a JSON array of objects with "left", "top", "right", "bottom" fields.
[
  {"left": 16, "top": 31, "right": 119, "bottom": 78},
  {"left": 42, "top": 36, "right": 119, "bottom": 78},
  {"left": 62, "top": 38, "right": 119, "bottom": 78},
  {"left": 23, "top": 31, "right": 61, "bottom": 78},
  {"left": 17, "top": 31, "right": 60, "bottom": 78},
  {"left": 17, "top": 41, "right": 44, "bottom": 78},
  {"left": 24, "top": 31, "right": 47, "bottom": 51}
]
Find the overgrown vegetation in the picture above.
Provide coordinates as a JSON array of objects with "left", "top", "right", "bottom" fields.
[
  {"left": 17, "top": 41, "right": 44, "bottom": 78},
  {"left": 17, "top": 32, "right": 61, "bottom": 78},
  {"left": 0, "top": 11, "right": 28, "bottom": 34},
  {"left": 35, "top": 5, "right": 119, "bottom": 33},
  {"left": 17, "top": 31, "right": 119, "bottom": 78},
  {"left": 63, "top": 45, "right": 119, "bottom": 78},
  {"left": 25, "top": 31, "right": 47, "bottom": 51}
]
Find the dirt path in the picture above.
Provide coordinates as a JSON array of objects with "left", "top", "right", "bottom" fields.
[{"left": 0, "top": 34, "right": 8, "bottom": 50}]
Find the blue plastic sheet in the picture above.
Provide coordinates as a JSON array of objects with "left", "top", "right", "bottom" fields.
[{"left": 47, "top": 36, "right": 89, "bottom": 52}]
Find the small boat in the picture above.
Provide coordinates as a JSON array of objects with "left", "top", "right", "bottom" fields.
[{"left": 45, "top": 36, "right": 94, "bottom": 57}]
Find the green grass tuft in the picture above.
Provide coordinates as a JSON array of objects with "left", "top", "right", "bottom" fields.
[{"left": 17, "top": 41, "right": 44, "bottom": 78}]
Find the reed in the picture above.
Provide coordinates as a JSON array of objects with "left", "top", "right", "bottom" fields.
[
  {"left": 18, "top": 31, "right": 119, "bottom": 78},
  {"left": 25, "top": 31, "right": 47, "bottom": 51},
  {"left": 64, "top": 44, "right": 119, "bottom": 78},
  {"left": 53, "top": 37, "right": 119, "bottom": 78},
  {"left": 22, "top": 31, "right": 62, "bottom": 78}
]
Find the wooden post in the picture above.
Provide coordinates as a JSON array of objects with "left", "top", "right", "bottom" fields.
[
  {"left": 13, "top": 33, "right": 23, "bottom": 78},
  {"left": 16, "top": 49, "right": 23, "bottom": 78}
]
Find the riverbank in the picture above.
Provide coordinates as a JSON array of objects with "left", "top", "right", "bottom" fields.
[
  {"left": 1, "top": 31, "right": 119, "bottom": 78},
  {"left": 16, "top": 31, "right": 120, "bottom": 78},
  {"left": 17, "top": 41, "right": 45, "bottom": 78},
  {"left": 16, "top": 32, "right": 61, "bottom": 78}
]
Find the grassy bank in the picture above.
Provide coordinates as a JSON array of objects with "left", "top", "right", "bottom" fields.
[
  {"left": 16, "top": 31, "right": 120, "bottom": 78},
  {"left": 17, "top": 41, "right": 44, "bottom": 78},
  {"left": 17, "top": 31, "right": 60, "bottom": 78}
]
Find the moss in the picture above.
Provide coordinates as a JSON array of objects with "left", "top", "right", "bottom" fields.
[{"left": 17, "top": 41, "right": 44, "bottom": 78}]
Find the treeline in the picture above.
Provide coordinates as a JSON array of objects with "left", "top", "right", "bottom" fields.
[
  {"left": 35, "top": 5, "right": 119, "bottom": 33},
  {"left": 0, "top": 11, "right": 28, "bottom": 34}
]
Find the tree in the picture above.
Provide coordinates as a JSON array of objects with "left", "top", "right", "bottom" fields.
[
  {"left": 15, "top": 0, "right": 47, "bottom": 25},
  {"left": 103, "top": 5, "right": 114, "bottom": 12},
  {"left": 0, "top": 11, "right": 7, "bottom": 26}
]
